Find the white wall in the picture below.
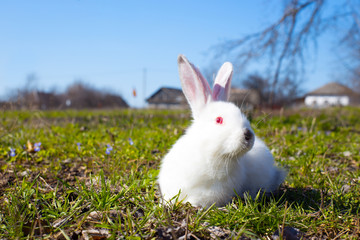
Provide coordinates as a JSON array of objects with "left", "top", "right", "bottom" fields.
[{"left": 305, "top": 95, "right": 349, "bottom": 107}]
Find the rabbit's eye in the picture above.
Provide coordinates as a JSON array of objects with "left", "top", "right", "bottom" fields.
[{"left": 216, "top": 116, "right": 223, "bottom": 124}]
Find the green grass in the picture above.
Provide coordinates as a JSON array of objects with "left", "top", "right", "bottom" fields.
[{"left": 0, "top": 107, "right": 359, "bottom": 239}]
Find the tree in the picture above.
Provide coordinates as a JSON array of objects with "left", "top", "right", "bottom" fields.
[
  {"left": 242, "top": 73, "right": 302, "bottom": 107},
  {"left": 214, "top": 0, "right": 360, "bottom": 105},
  {"left": 64, "top": 81, "right": 129, "bottom": 109},
  {"left": 8, "top": 73, "right": 39, "bottom": 109},
  {"left": 242, "top": 74, "right": 271, "bottom": 107}
]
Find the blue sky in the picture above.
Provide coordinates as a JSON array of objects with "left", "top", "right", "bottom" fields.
[{"left": 0, "top": 0, "right": 339, "bottom": 107}]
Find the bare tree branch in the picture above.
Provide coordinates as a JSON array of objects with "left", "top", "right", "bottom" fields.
[{"left": 212, "top": 0, "right": 360, "bottom": 106}]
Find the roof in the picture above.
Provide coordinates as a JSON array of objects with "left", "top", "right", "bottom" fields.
[
  {"left": 146, "top": 87, "right": 186, "bottom": 104},
  {"left": 230, "top": 88, "right": 260, "bottom": 106},
  {"left": 306, "top": 82, "right": 357, "bottom": 96},
  {"left": 146, "top": 86, "right": 260, "bottom": 108}
]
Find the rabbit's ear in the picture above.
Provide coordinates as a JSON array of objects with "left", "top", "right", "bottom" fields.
[
  {"left": 178, "top": 54, "right": 211, "bottom": 117},
  {"left": 212, "top": 62, "right": 233, "bottom": 101}
]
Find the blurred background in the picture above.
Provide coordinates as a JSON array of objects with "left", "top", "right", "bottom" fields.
[{"left": 1, "top": 0, "right": 359, "bottom": 109}]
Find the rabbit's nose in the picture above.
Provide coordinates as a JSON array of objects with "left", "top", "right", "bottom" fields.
[{"left": 244, "top": 128, "right": 253, "bottom": 141}]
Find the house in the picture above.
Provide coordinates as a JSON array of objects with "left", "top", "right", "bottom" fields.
[
  {"left": 304, "top": 82, "right": 360, "bottom": 108},
  {"left": 7, "top": 88, "right": 129, "bottom": 110},
  {"left": 146, "top": 87, "right": 188, "bottom": 109},
  {"left": 12, "top": 90, "right": 61, "bottom": 110},
  {"left": 146, "top": 87, "right": 260, "bottom": 109},
  {"left": 34, "top": 91, "right": 62, "bottom": 109},
  {"left": 230, "top": 88, "right": 260, "bottom": 110},
  {"left": 146, "top": 87, "right": 187, "bottom": 109}
]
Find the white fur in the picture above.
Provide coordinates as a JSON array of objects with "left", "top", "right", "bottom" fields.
[{"left": 158, "top": 55, "right": 285, "bottom": 207}]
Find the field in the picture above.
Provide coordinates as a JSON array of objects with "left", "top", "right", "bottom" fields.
[{"left": 0, "top": 107, "right": 359, "bottom": 239}]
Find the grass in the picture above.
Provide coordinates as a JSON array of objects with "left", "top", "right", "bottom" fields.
[{"left": 0, "top": 107, "right": 359, "bottom": 239}]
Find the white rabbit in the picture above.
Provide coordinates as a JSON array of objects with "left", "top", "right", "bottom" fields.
[{"left": 158, "top": 55, "right": 286, "bottom": 208}]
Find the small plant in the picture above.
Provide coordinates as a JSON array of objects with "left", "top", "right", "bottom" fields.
[
  {"left": 105, "top": 144, "right": 113, "bottom": 155},
  {"left": 0, "top": 108, "right": 359, "bottom": 239},
  {"left": 128, "top": 138, "right": 134, "bottom": 146},
  {"left": 9, "top": 148, "right": 16, "bottom": 157}
]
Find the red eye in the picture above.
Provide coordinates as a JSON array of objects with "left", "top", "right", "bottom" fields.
[{"left": 216, "top": 116, "right": 223, "bottom": 124}]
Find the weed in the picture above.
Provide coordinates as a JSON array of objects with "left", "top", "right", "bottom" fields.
[{"left": 0, "top": 107, "right": 359, "bottom": 239}]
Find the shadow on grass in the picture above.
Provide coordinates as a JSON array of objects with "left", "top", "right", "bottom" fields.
[
  {"left": 272, "top": 186, "right": 324, "bottom": 211},
  {"left": 269, "top": 185, "right": 358, "bottom": 216}
]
